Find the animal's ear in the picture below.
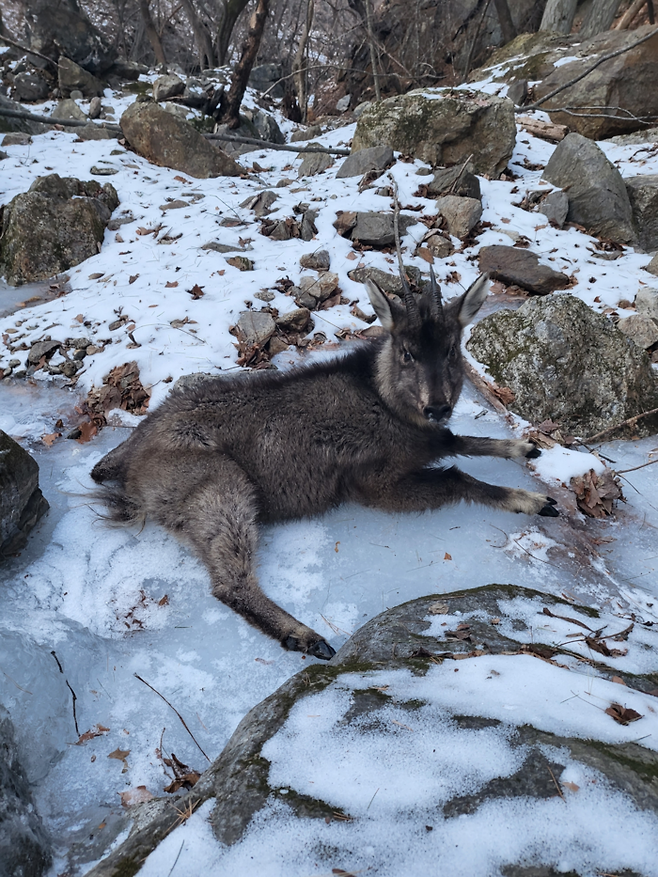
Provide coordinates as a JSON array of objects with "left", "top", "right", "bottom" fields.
[
  {"left": 365, "top": 279, "right": 397, "bottom": 332},
  {"left": 456, "top": 273, "right": 490, "bottom": 327}
]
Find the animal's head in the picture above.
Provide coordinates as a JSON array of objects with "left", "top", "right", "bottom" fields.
[{"left": 366, "top": 268, "right": 490, "bottom": 427}]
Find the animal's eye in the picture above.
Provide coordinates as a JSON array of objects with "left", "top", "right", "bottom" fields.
[{"left": 402, "top": 349, "right": 414, "bottom": 363}]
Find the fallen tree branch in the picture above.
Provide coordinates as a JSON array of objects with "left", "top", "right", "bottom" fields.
[
  {"left": 204, "top": 131, "right": 350, "bottom": 155},
  {"left": 0, "top": 106, "right": 350, "bottom": 154},
  {"left": 0, "top": 33, "right": 57, "bottom": 67},
  {"left": 134, "top": 673, "right": 210, "bottom": 762},
  {"left": 0, "top": 105, "right": 121, "bottom": 131},
  {"left": 538, "top": 105, "right": 657, "bottom": 124},
  {"left": 584, "top": 406, "right": 658, "bottom": 444},
  {"left": 518, "top": 25, "right": 658, "bottom": 112}
]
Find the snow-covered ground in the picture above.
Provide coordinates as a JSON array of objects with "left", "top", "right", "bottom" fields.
[{"left": 1, "top": 71, "right": 658, "bottom": 875}]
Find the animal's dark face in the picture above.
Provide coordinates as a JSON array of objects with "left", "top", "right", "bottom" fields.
[{"left": 367, "top": 273, "right": 490, "bottom": 427}]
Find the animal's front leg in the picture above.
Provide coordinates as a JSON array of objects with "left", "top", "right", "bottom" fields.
[
  {"left": 182, "top": 463, "right": 335, "bottom": 660},
  {"left": 360, "top": 466, "right": 558, "bottom": 516},
  {"left": 444, "top": 433, "right": 541, "bottom": 460}
]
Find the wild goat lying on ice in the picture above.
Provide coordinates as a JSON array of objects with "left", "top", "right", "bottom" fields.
[{"left": 91, "top": 270, "right": 558, "bottom": 659}]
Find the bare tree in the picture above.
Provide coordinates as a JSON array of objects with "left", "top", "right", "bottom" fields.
[
  {"left": 292, "top": 0, "right": 314, "bottom": 120},
  {"left": 221, "top": 0, "right": 269, "bottom": 126},
  {"left": 492, "top": 0, "right": 517, "bottom": 42},
  {"left": 138, "top": 0, "right": 167, "bottom": 66},
  {"left": 215, "top": 0, "right": 253, "bottom": 64},
  {"left": 579, "top": 0, "right": 623, "bottom": 37}
]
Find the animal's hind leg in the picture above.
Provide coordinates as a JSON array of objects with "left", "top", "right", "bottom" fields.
[{"left": 181, "top": 458, "right": 335, "bottom": 660}]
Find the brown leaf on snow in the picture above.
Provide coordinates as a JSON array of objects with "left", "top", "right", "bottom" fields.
[
  {"left": 120, "top": 785, "right": 154, "bottom": 807},
  {"left": 165, "top": 280, "right": 179, "bottom": 288},
  {"left": 187, "top": 284, "right": 205, "bottom": 299},
  {"left": 570, "top": 468, "right": 623, "bottom": 518},
  {"left": 108, "top": 748, "right": 130, "bottom": 761},
  {"left": 163, "top": 752, "right": 201, "bottom": 793},
  {"left": 605, "top": 703, "right": 642, "bottom": 725},
  {"left": 41, "top": 431, "right": 61, "bottom": 447},
  {"left": 129, "top": 274, "right": 139, "bottom": 284},
  {"left": 76, "top": 420, "right": 98, "bottom": 444},
  {"left": 562, "top": 781, "right": 580, "bottom": 792},
  {"left": 585, "top": 636, "right": 626, "bottom": 658},
  {"left": 76, "top": 724, "right": 110, "bottom": 745},
  {"left": 490, "top": 384, "right": 515, "bottom": 406},
  {"left": 611, "top": 676, "right": 626, "bottom": 685},
  {"left": 80, "top": 361, "right": 151, "bottom": 433}
]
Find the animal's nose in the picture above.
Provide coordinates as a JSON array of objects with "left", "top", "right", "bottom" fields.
[{"left": 424, "top": 404, "right": 452, "bottom": 422}]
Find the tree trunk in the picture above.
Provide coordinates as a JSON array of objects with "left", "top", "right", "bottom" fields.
[
  {"left": 138, "top": 0, "right": 167, "bottom": 68},
  {"left": 222, "top": 0, "right": 270, "bottom": 128},
  {"left": 579, "top": 0, "right": 623, "bottom": 37},
  {"left": 215, "top": 0, "right": 252, "bottom": 65},
  {"left": 615, "top": 0, "right": 647, "bottom": 28},
  {"left": 364, "top": 0, "right": 381, "bottom": 100},
  {"left": 492, "top": 0, "right": 517, "bottom": 43},
  {"left": 540, "top": 0, "right": 579, "bottom": 33},
  {"left": 293, "top": 0, "right": 314, "bottom": 123},
  {"left": 179, "top": 0, "right": 216, "bottom": 68},
  {"left": 25, "top": 0, "right": 117, "bottom": 74}
]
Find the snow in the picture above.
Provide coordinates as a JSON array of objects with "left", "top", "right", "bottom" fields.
[{"left": 1, "top": 79, "right": 658, "bottom": 875}]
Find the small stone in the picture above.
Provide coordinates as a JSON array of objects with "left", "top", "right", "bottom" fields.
[
  {"left": 479, "top": 245, "right": 571, "bottom": 296},
  {"left": 89, "top": 97, "right": 102, "bottom": 119},
  {"left": 226, "top": 256, "right": 254, "bottom": 272},
  {"left": 153, "top": 73, "right": 185, "bottom": 102},
  {"left": 276, "top": 308, "right": 311, "bottom": 332},
  {"left": 435, "top": 195, "right": 482, "bottom": 239},
  {"left": 27, "top": 339, "right": 61, "bottom": 364},
  {"left": 254, "top": 290, "right": 275, "bottom": 302},
  {"left": 294, "top": 290, "right": 317, "bottom": 310},
  {"left": 644, "top": 254, "right": 658, "bottom": 276},
  {"left": 426, "top": 166, "right": 481, "bottom": 200},
  {"left": 635, "top": 287, "right": 658, "bottom": 320},
  {"left": 90, "top": 165, "right": 119, "bottom": 175},
  {"left": 336, "top": 146, "right": 394, "bottom": 180},
  {"left": 234, "top": 311, "right": 276, "bottom": 346},
  {"left": 73, "top": 349, "right": 87, "bottom": 360},
  {"left": 538, "top": 190, "right": 569, "bottom": 227},
  {"left": 159, "top": 199, "right": 189, "bottom": 210},
  {"left": 69, "top": 89, "right": 84, "bottom": 100},
  {"left": 300, "top": 250, "right": 330, "bottom": 270},
  {"left": 421, "top": 234, "right": 454, "bottom": 259},
  {"left": 298, "top": 150, "right": 333, "bottom": 178},
  {"left": 2, "top": 133, "right": 32, "bottom": 146},
  {"left": 617, "top": 314, "right": 658, "bottom": 349},
  {"left": 300, "top": 271, "right": 339, "bottom": 302},
  {"left": 8, "top": 360, "right": 20, "bottom": 368},
  {"left": 336, "top": 95, "right": 351, "bottom": 113}
]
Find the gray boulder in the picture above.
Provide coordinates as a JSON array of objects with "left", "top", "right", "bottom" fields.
[
  {"left": 0, "top": 430, "right": 49, "bottom": 557},
  {"left": 538, "top": 190, "right": 569, "bottom": 228},
  {"left": 435, "top": 195, "right": 482, "bottom": 239},
  {"left": 297, "top": 150, "right": 333, "bottom": 177},
  {"left": 0, "top": 706, "right": 51, "bottom": 875},
  {"left": 543, "top": 133, "right": 636, "bottom": 247},
  {"left": 336, "top": 145, "right": 394, "bottom": 179},
  {"left": 82, "top": 584, "right": 658, "bottom": 877},
  {"left": 58, "top": 56, "right": 104, "bottom": 99},
  {"left": 26, "top": 0, "right": 117, "bottom": 76},
  {"left": 466, "top": 294, "right": 658, "bottom": 439},
  {"left": 635, "top": 287, "right": 658, "bottom": 320},
  {"left": 152, "top": 73, "right": 185, "bottom": 102},
  {"left": 0, "top": 94, "right": 48, "bottom": 136},
  {"left": 0, "top": 174, "right": 119, "bottom": 285},
  {"left": 478, "top": 245, "right": 570, "bottom": 295},
  {"left": 352, "top": 89, "right": 516, "bottom": 177},
  {"left": 625, "top": 174, "right": 658, "bottom": 253},
  {"left": 248, "top": 64, "right": 283, "bottom": 99},
  {"left": 335, "top": 211, "right": 418, "bottom": 248},
  {"left": 616, "top": 314, "right": 658, "bottom": 350},
  {"left": 12, "top": 70, "right": 50, "bottom": 102},
  {"left": 424, "top": 164, "right": 481, "bottom": 199},
  {"left": 120, "top": 100, "right": 242, "bottom": 179},
  {"left": 51, "top": 99, "right": 87, "bottom": 122},
  {"left": 645, "top": 254, "right": 658, "bottom": 276}
]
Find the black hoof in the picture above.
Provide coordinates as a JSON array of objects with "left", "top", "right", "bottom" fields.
[
  {"left": 539, "top": 498, "right": 559, "bottom": 517},
  {"left": 309, "top": 640, "right": 336, "bottom": 661},
  {"left": 525, "top": 446, "right": 541, "bottom": 459}
]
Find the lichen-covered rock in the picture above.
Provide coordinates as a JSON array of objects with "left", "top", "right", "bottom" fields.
[
  {"left": 0, "top": 174, "right": 119, "bottom": 286},
  {"left": 435, "top": 195, "right": 482, "bottom": 239},
  {"left": 0, "top": 174, "right": 119, "bottom": 285},
  {"left": 0, "top": 705, "right": 51, "bottom": 875},
  {"left": 120, "top": 100, "right": 242, "bottom": 179},
  {"left": 466, "top": 295, "right": 658, "bottom": 439},
  {"left": 0, "top": 430, "right": 49, "bottom": 557},
  {"left": 297, "top": 149, "right": 333, "bottom": 177},
  {"left": 616, "top": 314, "right": 658, "bottom": 350},
  {"left": 351, "top": 89, "right": 516, "bottom": 177},
  {"left": 152, "top": 73, "right": 185, "bottom": 102},
  {"left": 543, "top": 134, "right": 636, "bottom": 247},
  {"left": 626, "top": 174, "right": 658, "bottom": 253}
]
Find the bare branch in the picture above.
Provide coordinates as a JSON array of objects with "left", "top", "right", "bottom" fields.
[{"left": 0, "top": 33, "right": 57, "bottom": 67}]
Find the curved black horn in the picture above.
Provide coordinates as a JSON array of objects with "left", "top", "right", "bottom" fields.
[
  {"left": 429, "top": 264, "right": 443, "bottom": 320},
  {"left": 400, "top": 266, "right": 421, "bottom": 327}
]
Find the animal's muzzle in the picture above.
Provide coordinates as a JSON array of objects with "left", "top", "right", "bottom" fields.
[{"left": 424, "top": 404, "right": 452, "bottom": 423}]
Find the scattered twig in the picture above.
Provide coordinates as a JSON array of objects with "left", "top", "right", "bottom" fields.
[
  {"left": 134, "top": 674, "right": 210, "bottom": 762},
  {"left": 584, "top": 407, "right": 658, "bottom": 444},
  {"left": 616, "top": 458, "right": 658, "bottom": 475},
  {"left": 520, "top": 26, "right": 658, "bottom": 112},
  {"left": 0, "top": 105, "right": 121, "bottom": 131},
  {"left": 0, "top": 33, "right": 57, "bottom": 67},
  {"left": 50, "top": 650, "right": 80, "bottom": 735},
  {"left": 542, "top": 606, "right": 593, "bottom": 631},
  {"left": 547, "top": 764, "right": 565, "bottom": 800},
  {"left": 166, "top": 840, "right": 185, "bottom": 877}
]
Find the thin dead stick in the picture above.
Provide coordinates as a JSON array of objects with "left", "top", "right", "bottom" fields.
[
  {"left": 544, "top": 105, "right": 657, "bottom": 124},
  {"left": 0, "top": 33, "right": 57, "bottom": 67},
  {"left": 584, "top": 406, "right": 658, "bottom": 444},
  {"left": 205, "top": 131, "right": 349, "bottom": 155},
  {"left": 547, "top": 764, "right": 565, "bottom": 800},
  {"left": 134, "top": 673, "right": 210, "bottom": 761},
  {"left": 0, "top": 105, "right": 121, "bottom": 131},
  {"left": 520, "top": 26, "right": 658, "bottom": 112},
  {"left": 616, "top": 458, "right": 658, "bottom": 475}
]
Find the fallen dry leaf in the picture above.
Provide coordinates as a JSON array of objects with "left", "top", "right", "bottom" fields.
[
  {"left": 76, "top": 420, "right": 98, "bottom": 444},
  {"left": 76, "top": 724, "right": 110, "bottom": 745},
  {"left": 562, "top": 781, "right": 580, "bottom": 792},
  {"left": 129, "top": 274, "right": 139, "bottom": 284},
  {"left": 443, "top": 552, "right": 452, "bottom": 561},
  {"left": 120, "top": 786, "right": 154, "bottom": 807},
  {"left": 165, "top": 280, "right": 179, "bottom": 288},
  {"left": 611, "top": 676, "right": 626, "bottom": 685},
  {"left": 41, "top": 431, "right": 61, "bottom": 447},
  {"left": 187, "top": 284, "right": 205, "bottom": 300},
  {"left": 570, "top": 468, "right": 623, "bottom": 518},
  {"left": 108, "top": 748, "right": 130, "bottom": 761},
  {"left": 605, "top": 702, "right": 642, "bottom": 725}
]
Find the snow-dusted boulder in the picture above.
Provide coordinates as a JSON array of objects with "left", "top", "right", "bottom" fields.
[
  {"left": 82, "top": 585, "right": 658, "bottom": 877},
  {"left": 0, "top": 430, "right": 49, "bottom": 557}
]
